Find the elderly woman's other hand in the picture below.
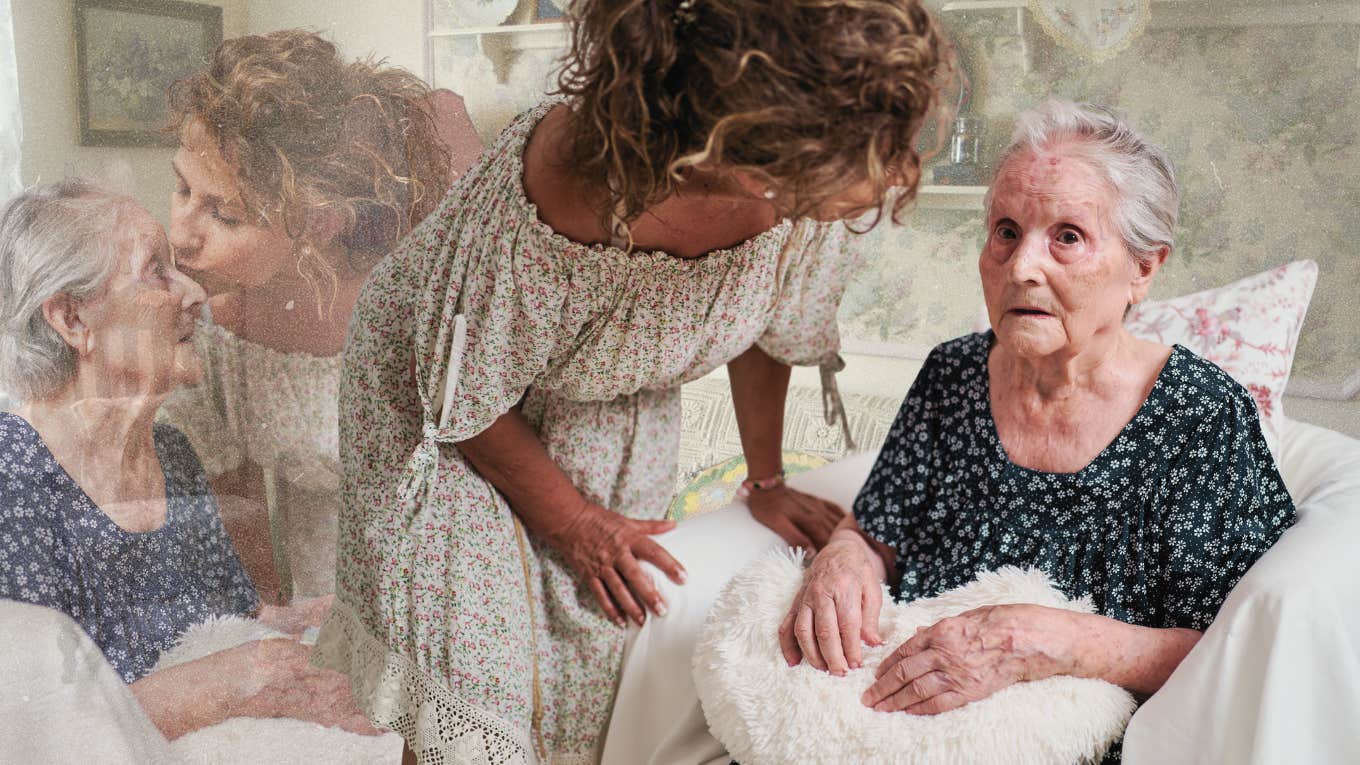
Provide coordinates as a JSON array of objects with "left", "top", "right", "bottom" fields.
[
  {"left": 859, "top": 604, "right": 1081, "bottom": 714},
  {"left": 778, "top": 524, "right": 888, "bottom": 675},
  {"left": 230, "top": 638, "right": 382, "bottom": 735}
]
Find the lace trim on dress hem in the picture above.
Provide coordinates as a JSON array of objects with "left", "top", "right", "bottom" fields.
[{"left": 311, "top": 599, "right": 533, "bottom": 765}]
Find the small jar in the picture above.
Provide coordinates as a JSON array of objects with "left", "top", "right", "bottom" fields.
[{"left": 948, "top": 115, "right": 980, "bottom": 167}]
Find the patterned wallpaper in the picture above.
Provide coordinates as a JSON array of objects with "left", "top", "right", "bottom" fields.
[{"left": 844, "top": 3, "right": 1360, "bottom": 399}]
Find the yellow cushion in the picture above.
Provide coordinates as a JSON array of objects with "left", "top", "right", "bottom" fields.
[{"left": 667, "top": 451, "right": 830, "bottom": 522}]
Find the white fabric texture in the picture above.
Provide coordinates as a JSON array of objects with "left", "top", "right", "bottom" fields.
[
  {"left": 0, "top": 600, "right": 175, "bottom": 765},
  {"left": 1122, "top": 418, "right": 1360, "bottom": 764},
  {"left": 154, "top": 614, "right": 404, "bottom": 765},
  {"left": 694, "top": 553, "right": 1134, "bottom": 765}
]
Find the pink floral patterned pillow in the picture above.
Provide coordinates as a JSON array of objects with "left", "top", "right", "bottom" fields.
[{"left": 1125, "top": 260, "right": 1318, "bottom": 457}]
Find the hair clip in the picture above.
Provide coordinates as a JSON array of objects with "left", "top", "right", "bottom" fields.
[{"left": 674, "top": 0, "right": 698, "bottom": 28}]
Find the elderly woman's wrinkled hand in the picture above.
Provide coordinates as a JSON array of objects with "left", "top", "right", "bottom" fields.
[
  {"left": 231, "top": 638, "right": 383, "bottom": 736},
  {"left": 747, "top": 485, "right": 845, "bottom": 552},
  {"left": 777, "top": 530, "right": 885, "bottom": 675},
  {"left": 553, "top": 502, "right": 687, "bottom": 627},
  {"left": 860, "top": 604, "right": 1079, "bottom": 715}
]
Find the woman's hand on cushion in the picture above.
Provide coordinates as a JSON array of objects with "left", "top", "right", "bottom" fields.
[
  {"left": 778, "top": 528, "right": 886, "bottom": 675},
  {"left": 230, "top": 638, "right": 383, "bottom": 735},
  {"left": 747, "top": 485, "right": 845, "bottom": 552},
  {"left": 551, "top": 501, "right": 687, "bottom": 627},
  {"left": 861, "top": 604, "right": 1079, "bottom": 714}
]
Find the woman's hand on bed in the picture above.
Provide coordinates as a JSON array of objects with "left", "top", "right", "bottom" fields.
[
  {"left": 860, "top": 604, "right": 1079, "bottom": 715},
  {"left": 778, "top": 528, "right": 886, "bottom": 675},
  {"left": 552, "top": 501, "right": 687, "bottom": 627},
  {"left": 747, "top": 485, "right": 845, "bottom": 552}
]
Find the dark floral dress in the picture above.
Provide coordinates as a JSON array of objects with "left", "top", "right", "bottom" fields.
[
  {"left": 0, "top": 413, "right": 258, "bottom": 682},
  {"left": 855, "top": 332, "right": 1296, "bottom": 761}
]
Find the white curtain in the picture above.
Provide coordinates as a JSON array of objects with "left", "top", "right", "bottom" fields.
[
  {"left": 0, "top": 0, "right": 20, "bottom": 201},
  {"left": 0, "top": 0, "right": 16, "bottom": 410}
]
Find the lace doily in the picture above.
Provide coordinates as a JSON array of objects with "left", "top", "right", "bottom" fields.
[{"left": 312, "top": 601, "right": 532, "bottom": 764}]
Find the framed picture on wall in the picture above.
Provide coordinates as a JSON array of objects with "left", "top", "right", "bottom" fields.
[{"left": 74, "top": 0, "right": 222, "bottom": 147}]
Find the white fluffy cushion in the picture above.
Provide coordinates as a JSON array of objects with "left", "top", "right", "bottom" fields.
[
  {"left": 153, "top": 616, "right": 402, "bottom": 765},
  {"left": 693, "top": 551, "right": 1135, "bottom": 765}
]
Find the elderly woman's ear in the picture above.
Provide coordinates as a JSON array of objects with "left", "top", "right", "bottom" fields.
[
  {"left": 1129, "top": 245, "right": 1170, "bottom": 305},
  {"left": 40, "top": 293, "right": 93, "bottom": 357}
]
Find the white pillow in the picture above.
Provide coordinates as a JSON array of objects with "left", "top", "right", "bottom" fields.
[{"left": 693, "top": 550, "right": 1134, "bottom": 765}]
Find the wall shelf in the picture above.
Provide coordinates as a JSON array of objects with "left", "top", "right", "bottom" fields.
[
  {"left": 940, "top": 1, "right": 1360, "bottom": 29},
  {"left": 427, "top": 21, "right": 568, "bottom": 51},
  {"left": 916, "top": 185, "right": 988, "bottom": 211}
]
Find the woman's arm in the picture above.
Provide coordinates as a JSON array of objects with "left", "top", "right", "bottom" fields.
[
  {"left": 727, "top": 344, "right": 790, "bottom": 481},
  {"left": 727, "top": 345, "right": 845, "bottom": 549},
  {"left": 1066, "top": 613, "right": 1201, "bottom": 697},
  {"left": 862, "top": 605, "right": 1202, "bottom": 713},
  {"left": 209, "top": 466, "right": 281, "bottom": 604},
  {"left": 455, "top": 408, "right": 686, "bottom": 625}
]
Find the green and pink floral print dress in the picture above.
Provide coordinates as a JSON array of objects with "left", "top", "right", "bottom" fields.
[{"left": 312, "top": 100, "right": 862, "bottom": 765}]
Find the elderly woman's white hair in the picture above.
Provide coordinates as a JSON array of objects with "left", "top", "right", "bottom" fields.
[
  {"left": 0, "top": 179, "right": 137, "bottom": 401},
  {"left": 985, "top": 98, "right": 1180, "bottom": 266}
]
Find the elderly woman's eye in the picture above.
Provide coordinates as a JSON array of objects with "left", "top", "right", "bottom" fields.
[
  {"left": 994, "top": 225, "right": 1018, "bottom": 241},
  {"left": 1056, "top": 229, "right": 1082, "bottom": 245}
]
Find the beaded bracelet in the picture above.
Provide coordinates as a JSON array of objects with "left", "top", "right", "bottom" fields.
[{"left": 735, "top": 470, "right": 785, "bottom": 500}]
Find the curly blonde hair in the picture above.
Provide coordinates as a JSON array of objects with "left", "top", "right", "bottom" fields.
[
  {"left": 167, "top": 29, "right": 451, "bottom": 307},
  {"left": 556, "top": 0, "right": 949, "bottom": 232}
]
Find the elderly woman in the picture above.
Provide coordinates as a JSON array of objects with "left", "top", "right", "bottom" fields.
[
  {"left": 776, "top": 100, "right": 1295, "bottom": 757},
  {"left": 0, "top": 180, "right": 373, "bottom": 741}
]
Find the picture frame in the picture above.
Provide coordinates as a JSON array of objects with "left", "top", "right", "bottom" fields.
[{"left": 74, "top": 0, "right": 222, "bottom": 147}]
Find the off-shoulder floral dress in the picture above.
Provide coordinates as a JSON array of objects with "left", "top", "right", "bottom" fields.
[{"left": 311, "top": 99, "right": 862, "bottom": 764}]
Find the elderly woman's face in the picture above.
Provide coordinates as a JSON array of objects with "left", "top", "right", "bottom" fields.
[
  {"left": 979, "top": 149, "right": 1143, "bottom": 359},
  {"left": 77, "top": 207, "right": 207, "bottom": 394},
  {"left": 168, "top": 118, "right": 296, "bottom": 296}
]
